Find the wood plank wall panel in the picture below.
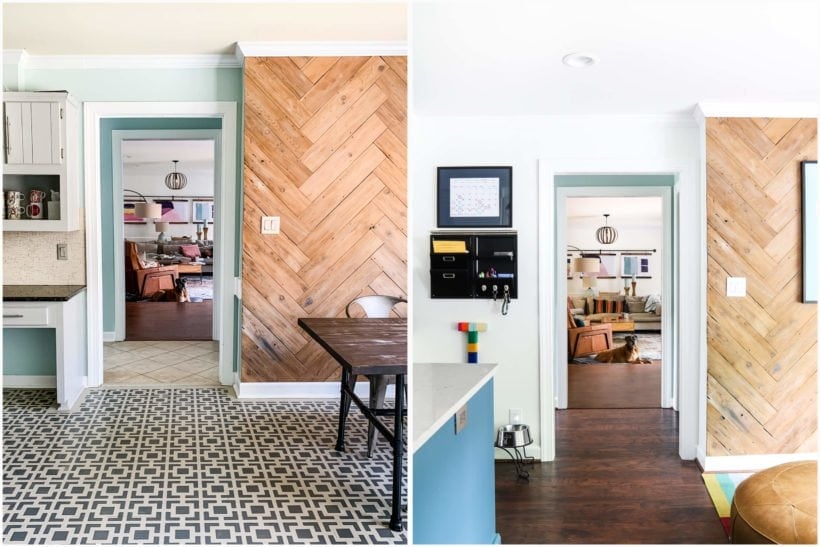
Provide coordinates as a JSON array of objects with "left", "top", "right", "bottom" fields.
[
  {"left": 706, "top": 117, "right": 817, "bottom": 456},
  {"left": 241, "top": 56, "right": 407, "bottom": 382}
]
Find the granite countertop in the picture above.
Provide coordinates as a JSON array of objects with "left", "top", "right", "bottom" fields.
[
  {"left": 3, "top": 285, "right": 87, "bottom": 301},
  {"left": 413, "top": 362, "right": 498, "bottom": 452}
]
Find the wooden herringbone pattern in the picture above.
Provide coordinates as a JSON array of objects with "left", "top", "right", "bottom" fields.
[
  {"left": 241, "top": 56, "right": 407, "bottom": 382},
  {"left": 706, "top": 117, "right": 817, "bottom": 456}
]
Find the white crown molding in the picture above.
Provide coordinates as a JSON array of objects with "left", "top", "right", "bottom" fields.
[
  {"left": 702, "top": 453, "right": 818, "bottom": 473},
  {"left": 235, "top": 40, "right": 407, "bottom": 62},
  {"left": 13, "top": 53, "right": 240, "bottom": 70},
  {"left": 696, "top": 101, "right": 818, "bottom": 118}
]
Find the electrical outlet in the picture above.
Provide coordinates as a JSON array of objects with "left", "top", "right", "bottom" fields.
[
  {"left": 57, "top": 244, "right": 68, "bottom": 260},
  {"left": 455, "top": 404, "right": 468, "bottom": 434},
  {"left": 509, "top": 408, "right": 523, "bottom": 424}
]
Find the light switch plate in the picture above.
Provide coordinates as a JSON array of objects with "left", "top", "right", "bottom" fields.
[
  {"left": 57, "top": 243, "right": 68, "bottom": 260},
  {"left": 455, "top": 404, "right": 468, "bottom": 434},
  {"left": 727, "top": 277, "right": 746, "bottom": 297},
  {"left": 261, "top": 216, "right": 280, "bottom": 235}
]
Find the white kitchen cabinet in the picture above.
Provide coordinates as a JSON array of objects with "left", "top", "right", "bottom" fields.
[
  {"left": 2, "top": 92, "right": 79, "bottom": 231},
  {"left": 4, "top": 99, "right": 63, "bottom": 166}
]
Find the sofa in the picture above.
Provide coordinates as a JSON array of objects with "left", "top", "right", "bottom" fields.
[
  {"left": 128, "top": 239, "right": 214, "bottom": 275},
  {"left": 569, "top": 293, "right": 661, "bottom": 332}
]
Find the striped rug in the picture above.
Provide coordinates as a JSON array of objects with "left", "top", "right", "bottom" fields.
[{"left": 701, "top": 472, "right": 754, "bottom": 539}]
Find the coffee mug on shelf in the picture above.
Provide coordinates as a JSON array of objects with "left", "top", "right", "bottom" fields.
[
  {"left": 7, "top": 206, "right": 25, "bottom": 220},
  {"left": 5, "top": 191, "right": 26, "bottom": 219},
  {"left": 26, "top": 202, "right": 44, "bottom": 220},
  {"left": 29, "top": 188, "right": 46, "bottom": 204}
]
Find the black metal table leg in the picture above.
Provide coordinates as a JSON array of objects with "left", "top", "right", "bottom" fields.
[
  {"left": 389, "top": 373, "right": 404, "bottom": 532},
  {"left": 335, "top": 368, "right": 355, "bottom": 452}
]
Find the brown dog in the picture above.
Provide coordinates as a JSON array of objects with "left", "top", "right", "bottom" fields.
[
  {"left": 150, "top": 277, "right": 189, "bottom": 302},
  {"left": 594, "top": 335, "right": 652, "bottom": 363}
]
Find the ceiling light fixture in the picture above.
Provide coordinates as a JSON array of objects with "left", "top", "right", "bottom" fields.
[
  {"left": 164, "top": 160, "right": 188, "bottom": 190},
  {"left": 595, "top": 214, "right": 618, "bottom": 245},
  {"left": 562, "top": 52, "right": 598, "bottom": 69}
]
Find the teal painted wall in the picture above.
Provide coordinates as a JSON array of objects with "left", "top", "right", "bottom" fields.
[
  {"left": 414, "top": 380, "right": 498, "bottom": 544},
  {"left": 555, "top": 174, "right": 675, "bottom": 187},
  {"left": 100, "top": 118, "right": 221, "bottom": 331},
  {"left": 3, "top": 329, "right": 57, "bottom": 376},
  {"left": 21, "top": 68, "right": 241, "bottom": 103},
  {"left": 12, "top": 67, "right": 244, "bottom": 339}
]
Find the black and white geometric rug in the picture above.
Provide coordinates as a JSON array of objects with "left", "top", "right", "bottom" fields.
[{"left": 2, "top": 388, "right": 406, "bottom": 544}]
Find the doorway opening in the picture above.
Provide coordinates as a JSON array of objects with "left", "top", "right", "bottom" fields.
[
  {"left": 83, "top": 102, "right": 238, "bottom": 391},
  {"left": 118, "top": 137, "right": 216, "bottom": 340},
  {"left": 106, "top": 131, "right": 221, "bottom": 385},
  {"left": 565, "top": 196, "right": 664, "bottom": 408}
]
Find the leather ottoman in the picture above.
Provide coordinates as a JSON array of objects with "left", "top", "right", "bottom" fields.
[{"left": 730, "top": 460, "right": 817, "bottom": 544}]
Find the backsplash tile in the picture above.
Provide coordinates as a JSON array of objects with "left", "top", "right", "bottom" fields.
[{"left": 3, "top": 213, "right": 86, "bottom": 285}]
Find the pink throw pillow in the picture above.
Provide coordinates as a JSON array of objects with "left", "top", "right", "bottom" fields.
[{"left": 180, "top": 244, "right": 201, "bottom": 259}]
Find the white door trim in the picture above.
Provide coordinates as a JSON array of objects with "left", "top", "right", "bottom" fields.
[
  {"left": 537, "top": 158, "right": 702, "bottom": 462},
  {"left": 111, "top": 129, "right": 221, "bottom": 342},
  {"left": 83, "top": 102, "right": 238, "bottom": 388}
]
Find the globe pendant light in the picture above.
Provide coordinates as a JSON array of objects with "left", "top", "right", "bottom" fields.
[
  {"left": 164, "top": 160, "right": 188, "bottom": 190},
  {"left": 595, "top": 213, "right": 617, "bottom": 245}
]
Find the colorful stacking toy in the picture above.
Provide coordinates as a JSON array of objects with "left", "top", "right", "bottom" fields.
[{"left": 457, "top": 322, "right": 488, "bottom": 363}]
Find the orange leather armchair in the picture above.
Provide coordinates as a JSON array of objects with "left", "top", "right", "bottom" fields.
[
  {"left": 567, "top": 298, "right": 613, "bottom": 359},
  {"left": 125, "top": 241, "right": 179, "bottom": 298}
]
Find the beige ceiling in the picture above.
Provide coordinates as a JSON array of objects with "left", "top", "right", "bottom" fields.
[{"left": 3, "top": 2, "right": 407, "bottom": 56}]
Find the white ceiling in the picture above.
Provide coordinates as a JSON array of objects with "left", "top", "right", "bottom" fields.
[
  {"left": 2, "top": 2, "right": 406, "bottom": 55},
  {"left": 122, "top": 140, "right": 214, "bottom": 174},
  {"left": 412, "top": 0, "right": 820, "bottom": 115},
  {"left": 567, "top": 197, "right": 662, "bottom": 223}
]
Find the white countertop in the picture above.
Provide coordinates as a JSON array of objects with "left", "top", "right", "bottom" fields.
[{"left": 413, "top": 362, "right": 498, "bottom": 452}]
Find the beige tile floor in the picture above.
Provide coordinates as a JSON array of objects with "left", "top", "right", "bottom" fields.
[{"left": 104, "top": 341, "right": 219, "bottom": 386}]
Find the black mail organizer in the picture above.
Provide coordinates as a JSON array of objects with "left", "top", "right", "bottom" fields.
[{"left": 430, "top": 231, "right": 517, "bottom": 299}]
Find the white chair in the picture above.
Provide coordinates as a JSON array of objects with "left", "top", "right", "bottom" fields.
[
  {"left": 345, "top": 294, "right": 407, "bottom": 456},
  {"left": 345, "top": 295, "right": 406, "bottom": 318}
]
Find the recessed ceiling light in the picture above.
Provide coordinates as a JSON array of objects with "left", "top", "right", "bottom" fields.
[{"left": 562, "top": 52, "right": 598, "bottom": 68}]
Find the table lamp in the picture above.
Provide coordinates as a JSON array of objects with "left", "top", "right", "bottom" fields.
[
  {"left": 582, "top": 275, "right": 598, "bottom": 298},
  {"left": 155, "top": 221, "right": 170, "bottom": 242}
]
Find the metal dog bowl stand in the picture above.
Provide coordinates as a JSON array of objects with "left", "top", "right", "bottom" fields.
[{"left": 495, "top": 424, "right": 534, "bottom": 480}]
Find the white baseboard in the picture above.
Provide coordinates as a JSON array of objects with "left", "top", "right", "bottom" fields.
[
  {"left": 702, "top": 452, "right": 818, "bottom": 473},
  {"left": 103, "top": 331, "right": 117, "bottom": 342},
  {"left": 234, "top": 381, "right": 395, "bottom": 400},
  {"left": 3, "top": 375, "right": 57, "bottom": 388}
]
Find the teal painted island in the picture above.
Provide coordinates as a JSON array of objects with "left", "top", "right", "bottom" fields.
[{"left": 413, "top": 362, "right": 500, "bottom": 544}]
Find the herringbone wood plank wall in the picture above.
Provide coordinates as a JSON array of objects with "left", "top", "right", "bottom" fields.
[
  {"left": 241, "top": 56, "right": 407, "bottom": 382},
  {"left": 706, "top": 117, "right": 817, "bottom": 456}
]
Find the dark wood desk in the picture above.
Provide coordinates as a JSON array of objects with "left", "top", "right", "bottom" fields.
[{"left": 297, "top": 317, "right": 407, "bottom": 532}]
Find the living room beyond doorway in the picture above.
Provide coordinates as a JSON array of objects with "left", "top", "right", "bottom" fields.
[
  {"left": 120, "top": 138, "right": 216, "bottom": 342},
  {"left": 565, "top": 195, "right": 664, "bottom": 409}
]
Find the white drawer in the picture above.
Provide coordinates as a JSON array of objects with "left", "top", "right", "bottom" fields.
[{"left": 3, "top": 306, "right": 49, "bottom": 326}]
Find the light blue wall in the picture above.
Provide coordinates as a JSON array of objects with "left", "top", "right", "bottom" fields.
[
  {"left": 101, "top": 118, "right": 222, "bottom": 331},
  {"left": 3, "top": 329, "right": 57, "bottom": 375},
  {"left": 555, "top": 174, "right": 675, "bottom": 187},
  {"left": 414, "top": 380, "right": 498, "bottom": 544},
  {"left": 12, "top": 67, "right": 244, "bottom": 334},
  {"left": 21, "top": 68, "right": 241, "bottom": 103}
]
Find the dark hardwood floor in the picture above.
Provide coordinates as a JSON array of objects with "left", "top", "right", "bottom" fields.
[
  {"left": 495, "top": 409, "right": 727, "bottom": 544},
  {"left": 126, "top": 301, "right": 213, "bottom": 341},
  {"left": 568, "top": 361, "right": 661, "bottom": 408}
]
